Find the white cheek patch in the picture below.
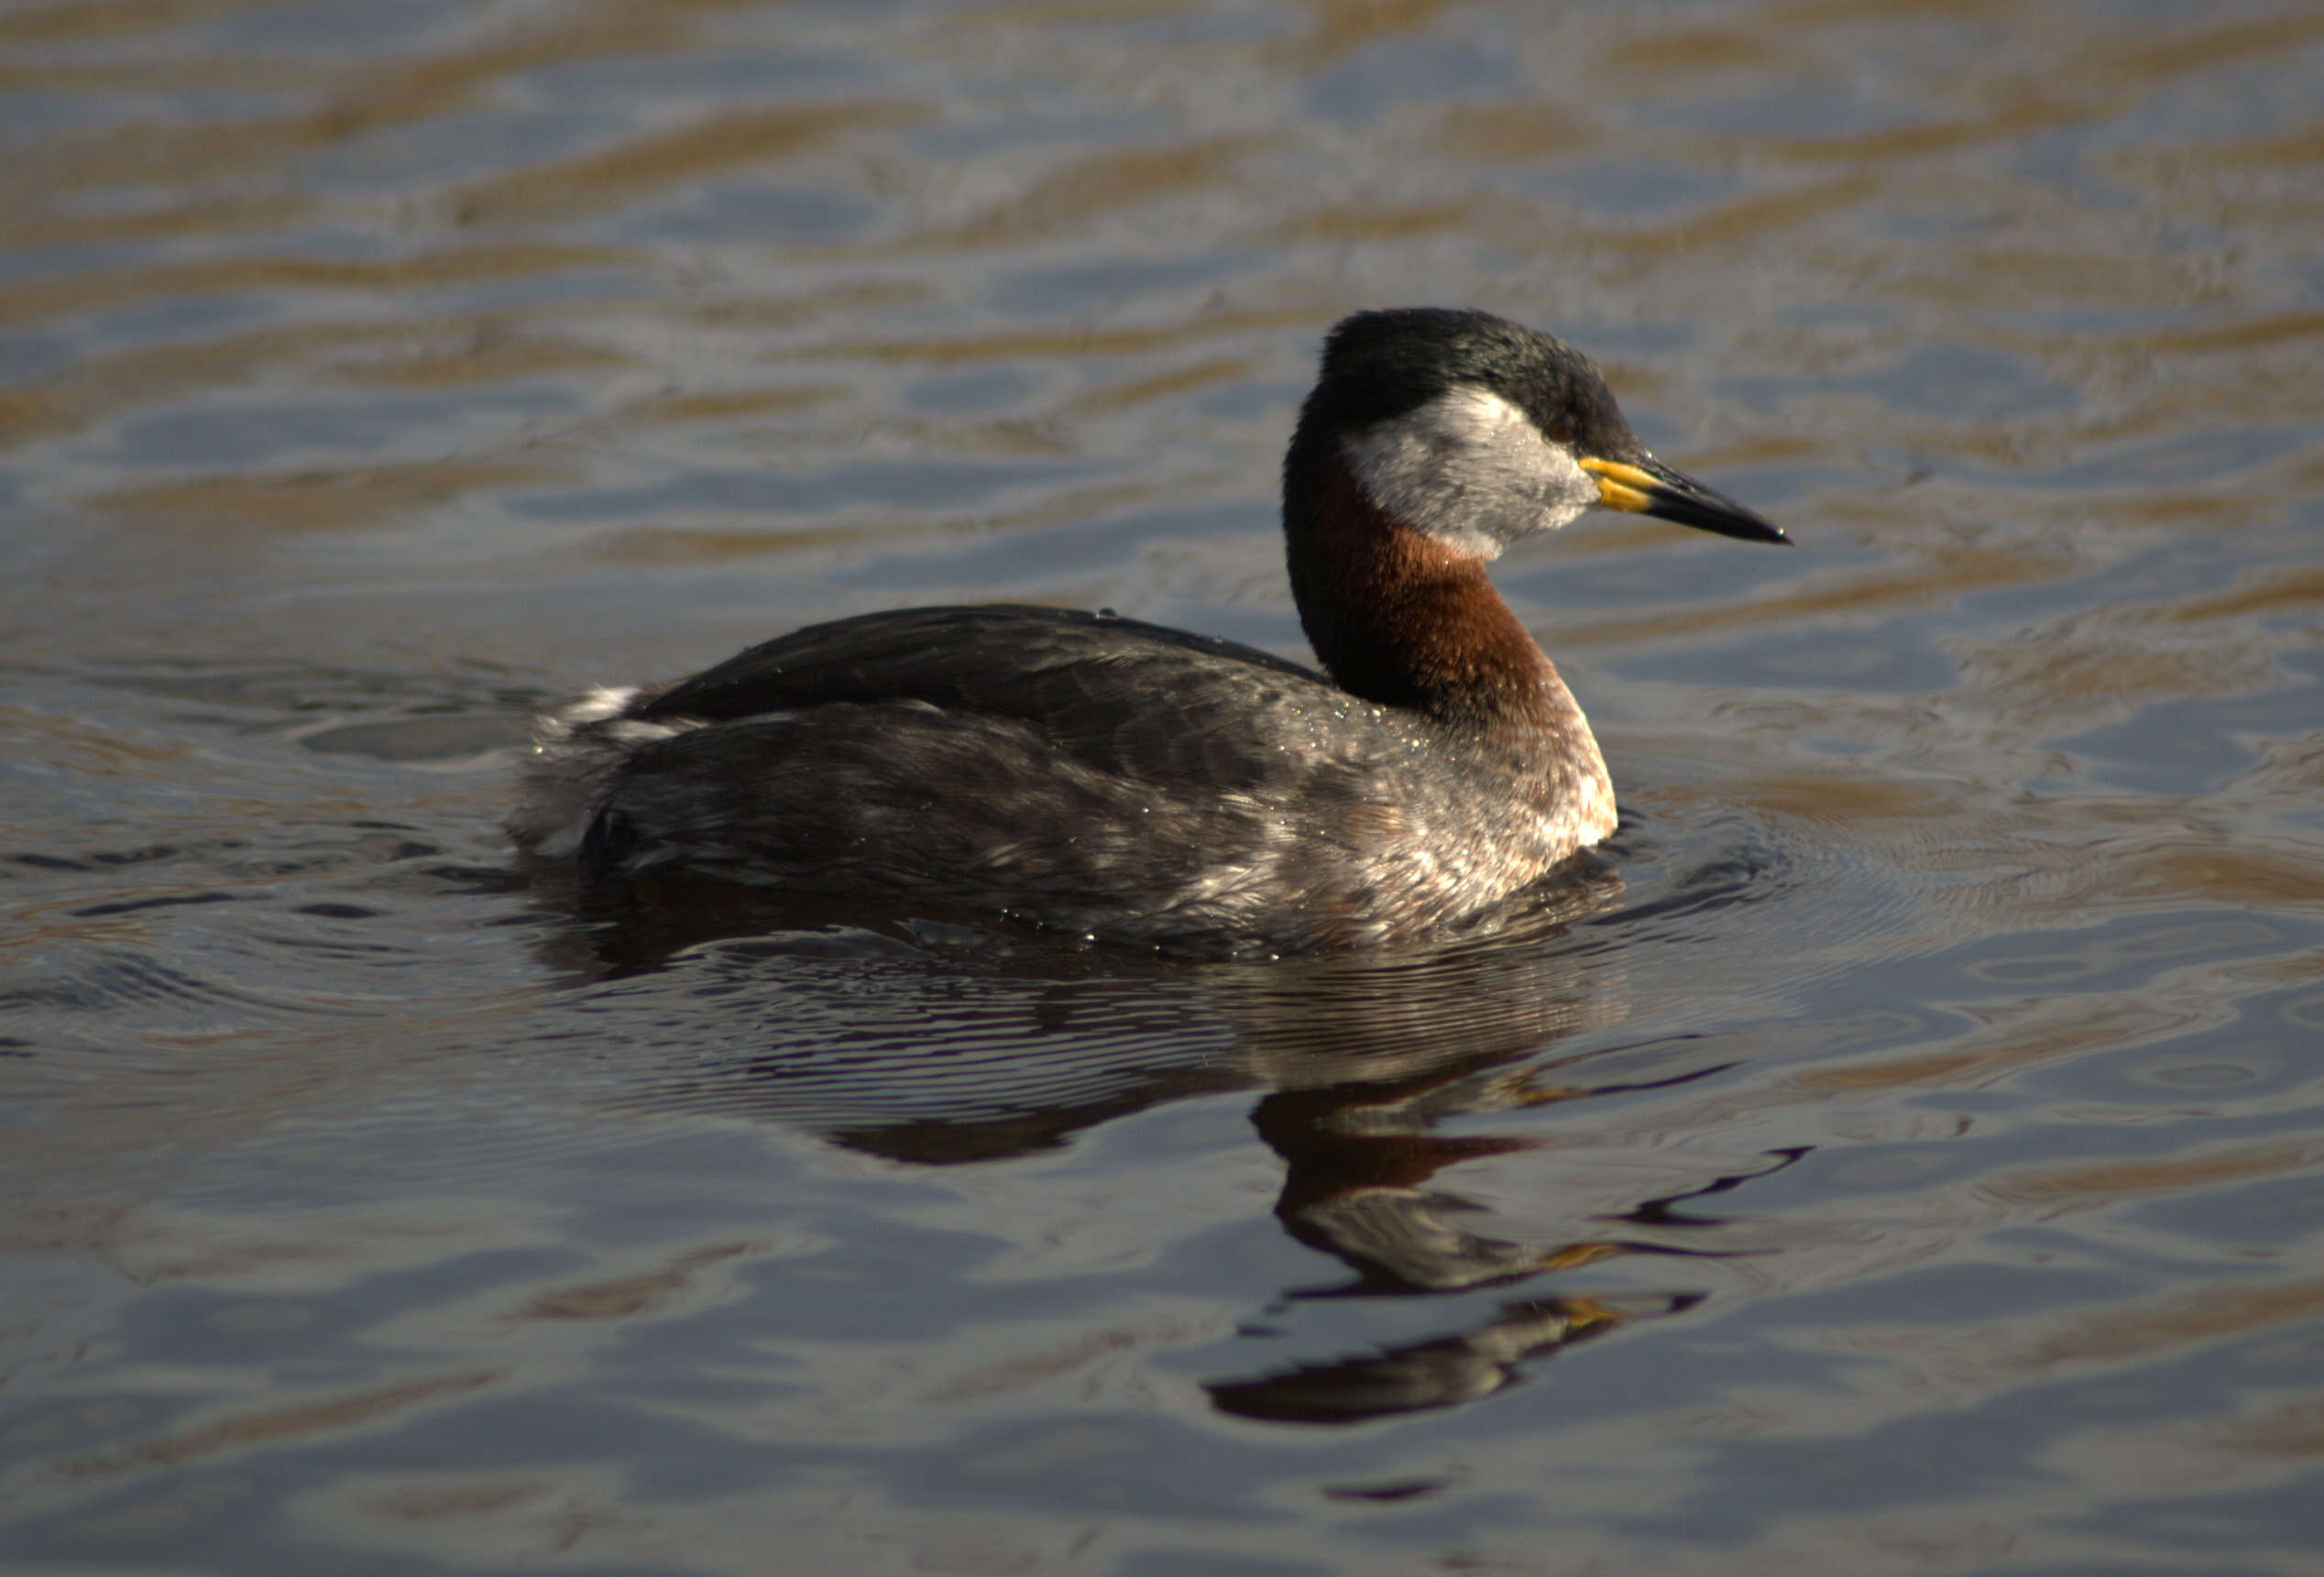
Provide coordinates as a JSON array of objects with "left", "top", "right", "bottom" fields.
[{"left": 1339, "top": 386, "right": 1600, "bottom": 558}]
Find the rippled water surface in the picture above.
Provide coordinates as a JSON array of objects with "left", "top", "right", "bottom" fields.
[{"left": 5, "top": 1, "right": 2322, "bottom": 1572}]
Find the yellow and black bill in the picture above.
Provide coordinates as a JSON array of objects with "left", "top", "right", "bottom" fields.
[{"left": 1580, "top": 455, "right": 1790, "bottom": 545}]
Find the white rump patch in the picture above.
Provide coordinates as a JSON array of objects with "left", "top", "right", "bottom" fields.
[
  {"left": 510, "top": 684, "right": 698, "bottom": 857},
  {"left": 545, "top": 685, "right": 641, "bottom": 734},
  {"left": 1340, "top": 386, "right": 1599, "bottom": 557}
]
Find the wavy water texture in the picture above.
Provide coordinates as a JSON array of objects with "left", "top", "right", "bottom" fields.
[{"left": 1, "top": 1, "right": 2320, "bottom": 1573}]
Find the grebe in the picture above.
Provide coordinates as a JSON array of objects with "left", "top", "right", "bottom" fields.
[{"left": 513, "top": 308, "right": 1787, "bottom": 956}]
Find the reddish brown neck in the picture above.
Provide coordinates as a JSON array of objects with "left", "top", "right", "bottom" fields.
[{"left": 1286, "top": 453, "right": 1559, "bottom": 731}]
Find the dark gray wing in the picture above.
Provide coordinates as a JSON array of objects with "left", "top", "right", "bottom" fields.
[
  {"left": 634, "top": 605, "right": 1320, "bottom": 718},
  {"left": 630, "top": 605, "right": 1379, "bottom": 794}
]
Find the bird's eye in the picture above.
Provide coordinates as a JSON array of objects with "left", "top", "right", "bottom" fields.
[{"left": 1540, "top": 417, "right": 1573, "bottom": 444}]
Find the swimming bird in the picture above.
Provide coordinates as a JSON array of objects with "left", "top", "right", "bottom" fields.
[{"left": 512, "top": 308, "right": 1787, "bottom": 956}]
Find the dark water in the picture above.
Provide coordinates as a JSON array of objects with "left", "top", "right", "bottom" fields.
[{"left": 5, "top": 1, "right": 2322, "bottom": 1572}]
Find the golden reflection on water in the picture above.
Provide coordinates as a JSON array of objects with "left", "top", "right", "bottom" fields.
[
  {"left": 3, "top": 0, "right": 2321, "bottom": 1570},
  {"left": 5, "top": 0, "right": 2314, "bottom": 602},
  {"left": 454, "top": 104, "right": 926, "bottom": 225},
  {"left": 57, "top": 1371, "right": 506, "bottom": 1483},
  {"left": 94, "top": 460, "right": 565, "bottom": 534}
]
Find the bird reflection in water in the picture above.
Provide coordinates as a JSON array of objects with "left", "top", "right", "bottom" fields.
[{"left": 539, "top": 869, "right": 1792, "bottom": 1424}]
